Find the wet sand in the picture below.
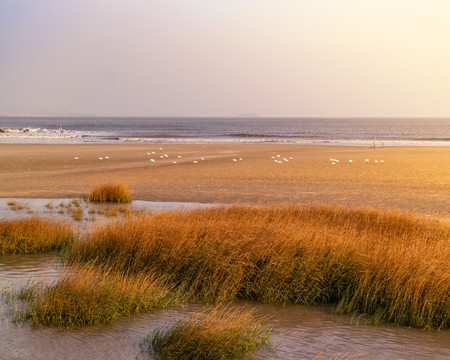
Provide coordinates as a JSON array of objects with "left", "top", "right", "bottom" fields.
[{"left": 0, "top": 143, "right": 449, "bottom": 215}]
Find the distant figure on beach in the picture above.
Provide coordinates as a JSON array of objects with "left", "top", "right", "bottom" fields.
[{"left": 58, "top": 124, "right": 63, "bottom": 132}]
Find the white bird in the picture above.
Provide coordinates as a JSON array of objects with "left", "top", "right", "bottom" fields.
[
  {"left": 201, "top": 157, "right": 205, "bottom": 160},
  {"left": 380, "top": 160, "right": 384, "bottom": 163},
  {"left": 193, "top": 161, "right": 198, "bottom": 164},
  {"left": 150, "top": 159, "right": 155, "bottom": 162},
  {"left": 159, "top": 148, "right": 163, "bottom": 150},
  {"left": 349, "top": 160, "right": 353, "bottom": 162},
  {"left": 271, "top": 156, "right": 275, "bottom": 159},
  {"left": 289, "top": 157, "right": 293, "bottom": 160},
  {"left": 105, "top": 156, "right": 109, "bottom": 159},
  {"left": 283, "top": 158, "right": 289, "bottom": 162},
  {"left": 152, "top": 152, "right": 156, "bottom": 154},
  {"left": 160, "top": 155, "right": 164, "bottom": 158},
  {"left": 74, "top": 157, "right": 78, "bottom": 160},
  {"left": 277, "top": 155, "right": 281, "bottom": 158},
  {"left": 99, "top": 157, "right": 103, "bottom": 160},
  {"left": 365, "top": 159, "right": 369, "bottom": 162},
  {"left": 375, "top": 160, "right": 379, "bottom": 163},
  {"left": 172, "top": 161, "right": 177, "bottom": 164},
  {"left": 147, "top": 152, "right": 151, "bottom": 155},
  {"left": 331, "top": 162, "right": 335, "bottom": 165},
  {"left": 239, "top": 158, "right": 243, "bottom": 161},
  {"left": 335, "top": 160, "right": 339, "bottom": 163},
  {"left": 164, "top": 154, "right": 168, "bottom": 157},
  {"left": 178, "top": 155, "right": 182, "bottom": 158}
]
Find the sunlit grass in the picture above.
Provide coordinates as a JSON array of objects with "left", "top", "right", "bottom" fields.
[
  {"left": 16, "top": 265, "right": 178, "bottom": 327},
  {"left": 146, "top": 306, "right": 272, "bottom": 360},
  {"left": 0, "top": 216, "right": 74, "bottom": 255},
  {"left": 88, "top": 182, "right": 132, "bottom": 203},
  {"left": 66, "top": 204, "right": 450, "bottom": 330}
]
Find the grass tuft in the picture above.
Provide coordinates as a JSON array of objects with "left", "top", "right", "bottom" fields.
[
  {"left": 0, "top": 216, "right": 74, "bottom": 255},
  {"left": 45, "top": 202, "right": 54, "bottom": 210},
  {"left": 147, "top": 306, "right": 272, "bottom": 360},
  {"left": 8, "top": 200, "right": 28, "bottom": 211},
  {"left": 70, "top": 208, "right": 84, "bottom": 221},
  {"left": 16, "top": 265, "right": 177, "bottom": 327},
  {"left": 88, "top": 182, "right": 132, "bottom": 203}
]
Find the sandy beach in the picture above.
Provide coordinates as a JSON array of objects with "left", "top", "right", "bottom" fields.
[{"left": 0, "top": 143, "right": 449, "bottom": 215}]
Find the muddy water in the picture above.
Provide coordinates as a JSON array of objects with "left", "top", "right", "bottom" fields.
[{"left": 1, "top": 254, "right": 449, "bottom": 360}]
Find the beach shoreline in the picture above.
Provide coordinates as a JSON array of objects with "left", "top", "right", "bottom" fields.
[{"left": 1, "top": 143, "right": 449, "bottom": 216}]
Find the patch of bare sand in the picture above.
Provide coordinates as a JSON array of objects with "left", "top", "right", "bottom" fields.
[{"left": 0, "top": 143, "right": 448, "bottom": 216}]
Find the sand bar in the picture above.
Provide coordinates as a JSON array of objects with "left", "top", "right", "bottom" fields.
[{"left": 0, "top": 143, "right": 449, "bottom": 216}]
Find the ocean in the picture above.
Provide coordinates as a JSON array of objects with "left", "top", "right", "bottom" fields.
[{"left": 0, "top": 117, "right": 449, "bottom": 146}]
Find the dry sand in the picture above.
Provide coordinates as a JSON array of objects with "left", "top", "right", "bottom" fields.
[{"left": 0, "top": 143, "right": 449, "bottom": 215}]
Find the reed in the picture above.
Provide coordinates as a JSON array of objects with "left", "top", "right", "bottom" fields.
[
  {"left": 146, "top": 306, "right": 272, "bottom": 360},
  {"left": 88, "top": 182, "right": 132, "bottom": 203},
  {"left": 66, "top": 204, "right": 450, "bottom": 330},
  {"left": 0, "top": 216, "right": 74, "bottom": 255},
  {"left": 17, "top": 265, "right": 177, "bottom": 327}
]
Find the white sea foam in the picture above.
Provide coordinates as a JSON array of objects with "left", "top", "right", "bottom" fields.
[
  {"left": 0, "top": 133, "right": 79, "bottom": 139},
  {"left": 0, "top": 127, "right": 48, "bottom": 133}
]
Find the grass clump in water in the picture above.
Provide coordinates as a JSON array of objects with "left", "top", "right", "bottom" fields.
[
  {"left": 0, "top": 216, "right": 74, "bottom": 255},
  {"left": 45, "top": 202, "right": 54, "bottom": 210},
  {"left": 16, "top": 265, "right": 177, "bottom": 327},
  {"left": 70, "top": 207, "right": 84, "bottom": 221},
  {"left": 88, "top": 182, "right": 131, "bottom": 203},
  {"left": 146, "top": 306, "right": 272, "bottom": 360},
  {"left": 7, "top": 200, "right": 28, "bottom": 211},
  {"left": 67, "top": 204, "right": 450, "bottom": 330}
]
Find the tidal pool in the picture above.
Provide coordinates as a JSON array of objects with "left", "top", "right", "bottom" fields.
[{"left": 0, "top": 197, "right": 210, "bottom": 222}]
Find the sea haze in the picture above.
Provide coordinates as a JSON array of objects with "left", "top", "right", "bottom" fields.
[{"left": 0, "top": 117, "right": 449, "bottom": 146}]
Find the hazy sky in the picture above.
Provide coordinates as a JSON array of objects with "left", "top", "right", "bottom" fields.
[{"left": 1, "top": 0, "right": 450, "bottom": 117}]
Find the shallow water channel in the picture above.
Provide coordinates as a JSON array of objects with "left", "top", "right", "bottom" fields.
[{"left": 0, "top": 200, "right": 449, "bottom": 359}]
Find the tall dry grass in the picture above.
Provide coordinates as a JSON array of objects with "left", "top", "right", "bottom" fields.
[
  {"left": 88, "top": 182, "right": 132, "bottom": 203},
  {"left": 0, "top": 216, "right": 74, "bottom": 255},
  {"left": 66, "top": 204, "right": 450, "bottom": 330},
  {"left": 17, "top": 265, "right": 177, "bottom": 327},
  {"left": 147, "top": 306, "right": 272, "bottom": 360}
]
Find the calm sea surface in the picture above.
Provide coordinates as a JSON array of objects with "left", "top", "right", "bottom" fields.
[{"left": 1, "top": 117, "right": 449, "bottom": 146}]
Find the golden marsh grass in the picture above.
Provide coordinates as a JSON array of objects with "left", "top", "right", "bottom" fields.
[
  {"left": 88, "top": 182, "right": 132, "bottom": 203},
  {"left": 0, "top": 216, "right": 74, "bottom": 255},
  {"left": 147, "top": 306, "right": 272, "bottom": 360},
  {"left": 17, "top": 265, "right": 177, "bottom": 327},
  {"left": 67, "top": 204, "right": 450, "bottom": 330}
]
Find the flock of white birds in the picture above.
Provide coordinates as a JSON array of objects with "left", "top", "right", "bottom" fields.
[
  {"left": 73, "top": 149, "right": 385, "bottom": 166},
  {"left": 329, "top": 158, "right": 384, "bottom": 165}
]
